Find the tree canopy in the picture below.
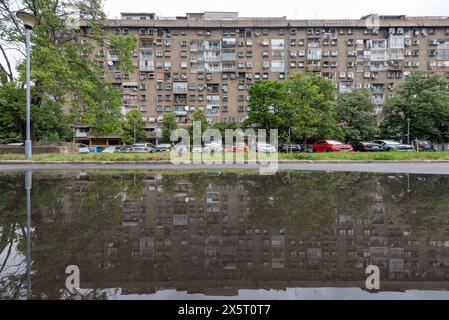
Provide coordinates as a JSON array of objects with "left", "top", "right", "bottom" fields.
[
  {"left": 0, "top": 0, "right": 136, "bottom": 142},
  {"left": 335, "top": 89, "right": 379, "bottom": 142},
  {"left": 120, "top": 109, "right": 146, "bottom": 145},
  {"left": 244, "top": 73, "right": 340, "bottom": 144},
  {"left": 381, "top": 71, "right": 449, "bottom": 143}
]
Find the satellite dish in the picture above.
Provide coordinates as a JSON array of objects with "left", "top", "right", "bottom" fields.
[{"left": 107, "top": 60, "right": 114, "bottom": 66}]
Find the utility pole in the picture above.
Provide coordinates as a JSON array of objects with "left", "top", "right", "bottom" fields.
[
  {"left": 407, "top": 117, "right": 410, "bottom": 145},
  {"left": 133, "top": 122, "right": 136, "bottom": 144}
]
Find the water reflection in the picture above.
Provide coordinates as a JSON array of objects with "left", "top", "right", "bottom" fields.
[{"left": 1, "top": 171, "right": 449, "bottom": 299}]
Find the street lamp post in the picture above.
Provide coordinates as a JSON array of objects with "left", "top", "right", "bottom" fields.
[{"left": 16, "top": 11, "right": 39, "bottom": 160}]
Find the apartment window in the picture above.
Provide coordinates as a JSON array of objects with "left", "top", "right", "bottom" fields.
[
  {"left": 180, "top": 61, "right": 188, "bottom": 69},
  {"left": 238, "top": 95, "right": 245, "bottom": 101},
  {"left": 181, "top": 40, "right": 187, "bottom": 46},
  {"left": 189, "top": 95, "right": 196, "bottom": 101},
  {"left": 262, "top": 50, "right": 269, "bottom": 57},
  {"left": 246, "top": 50, "right": 253, "bottom": 58},
  {"left": 180, "top": 51, "right": 188, "bottom": 57},
  {"left": 156, "top": 50, "right": 163, "bottom": 57},
  {"left": 165, "top": 95, "right": 171, "bottom": 101},
  {"left": 157, "top": 95, "right": 163, "bottom": 102},
  {"left": 222, "top": 105, "right": 228, "bottom": 112},
  {"left": 157, "top": 105, "right": 163, "bottom": 112},
  {"left": 140, "top": 28, "right": 147, "bottom": 35},
  {"left": 279, "top": 73, "right": 285, "bottom": 79},
  {"left": 263, "top": 73, "right": 269, "bottom": 79},
  {"left": 139, "top": 83, "right": 146, "bottom": 90},
  {"left": 298, "top": 39, "right": 305, "bottom": 46}
]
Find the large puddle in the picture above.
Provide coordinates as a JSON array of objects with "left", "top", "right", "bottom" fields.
[{"left": 1, "top": 170, "right": 449, "bottom": 299}]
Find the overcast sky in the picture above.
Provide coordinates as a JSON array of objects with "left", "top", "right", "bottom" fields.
[{"left": 103, "top": 0, "right": 449, "bottom": 19}]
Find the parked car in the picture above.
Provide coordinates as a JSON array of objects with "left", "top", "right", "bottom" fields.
[
  {"left": 131, "top": 143, "right": 155, "bottom": 153},
  {"left": 118, "top": 145, "right": 132, "bottom": 153},
  {"left": 191, "top": 145, "right": 203, "bottom": 153},
  {"left": 203, "top": 140, "right": 223, "bottom": 152},
  {"left": 257, "top": 142, "right": 277, "bottom": 153},
  {"left": 155, "top": 144, "right": 172, "bottom": 152},
  {"left": 231, "top": 142, "right": 249, "bottom": 152},
  {"left": 412, "top": 140, "right": 436, "bottom": 152},
  {"left": 172, "top": 143, "right": 189, "bottom": 153},
  {"left": 352, "top": 141, "right": 383, "bottom": 152},
  {"left": 102, "top": 146, "right": 121, "bottom": 153},
  {"left": 76, "top": 143, "right": 89, "bottom": 153},
  {"left": 312, "top": 140, "right": 353, "bottom": 152},
  {"left": 278, "top": 144, "right": 302, "bottom": 153},
  {"left": 88, "top": 145, "right": 104, "bottom": 153},
  {"left": 372, "top": 140, "right": 413, "bottom": 152}
]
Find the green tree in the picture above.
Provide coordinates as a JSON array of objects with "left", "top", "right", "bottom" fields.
[
  {"left": 120, "top": 109, "right": 146, "bottom": 144},
  {"left": 381, "top": 70, "right": 449, "bottom": 143},
  {"left": 244, "top": 80, "right": 286, "bottom": 132},
  {"left": 244, "top": 74, "right": 340, "bottom": 145},
  {"left": 286, "top": 73, "right": 341, "bottom": 145},
  {"left": 211, "top": 120, "right": 238, "bottom": 136},
  {"left": 161, "top": 112, "right": 178, "bottom": 143},
  {"left": 191, "top": 108, "right": 208, "bottom": 130},
  {"left": 335, "top": 89, "right": 378, "bottom": 142},
  {"left": 0, "top": 0, "right": 136, "bottom": 142}
]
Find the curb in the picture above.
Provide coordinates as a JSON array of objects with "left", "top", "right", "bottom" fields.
[{"left": 2, "top": 160, "right": 449, "bottom": 165}]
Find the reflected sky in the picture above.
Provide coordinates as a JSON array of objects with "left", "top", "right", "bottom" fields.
[{"left": 1, "top": 170, "right": 449, "bottom": 300}]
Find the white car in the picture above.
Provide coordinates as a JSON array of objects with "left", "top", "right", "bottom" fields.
[
  {"left": 172, "top": 144, "right": 189, "bottom": 152},
  {"left": 203, "top": 140, "right": 223, "bottom": 152},
  {"left": 77, "top": 143, "right": 89, "bottom": 153},
  {"left": 102, "top": 146, "right": 120, "bottom": 153},
  {"left": 192, "top": 145, "right": 203, "bottom": 153},
  {"left": 257, "top": 143, "right": 277, "bottom": 153}
]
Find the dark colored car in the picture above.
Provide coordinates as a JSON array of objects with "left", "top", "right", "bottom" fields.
[
  {"left": 312, "top": 140, "right": 353, "bottom": 152},
  {"left": 352, "top": 141, "right": 383, "bottom": 152},
  {"left": 278, "top": 144, "right": 302, "bottom": 153},
  {"left": 412, "top": 140, "right": 436, "bottom": 152},
  {"left": 372, "top": 140, "right": 413, "bottom": 152}
]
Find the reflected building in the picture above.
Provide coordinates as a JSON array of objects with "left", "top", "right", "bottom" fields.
[{"left": 63, "top": 172, "right": 449, "bottom": 296}]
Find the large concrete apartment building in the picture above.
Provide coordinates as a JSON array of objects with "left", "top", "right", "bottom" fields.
[{"left": 74, "top": 12, "right": 449, "bottom": 145}]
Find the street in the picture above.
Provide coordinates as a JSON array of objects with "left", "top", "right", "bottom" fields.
[{"left": 1, "top": 162, "right": 449, "bottom": 174}]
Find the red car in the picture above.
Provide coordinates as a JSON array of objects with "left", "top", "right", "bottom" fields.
[
  {"left": 231, "top": 143, "right": 249, "bottom": 152},
  {"left": 312, "top": 140, "right": 353, "bottom": 152}
]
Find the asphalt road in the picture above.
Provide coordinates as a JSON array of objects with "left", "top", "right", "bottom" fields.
[{"left": 1, "top": 162, "right": 449, "bottom": 174}]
